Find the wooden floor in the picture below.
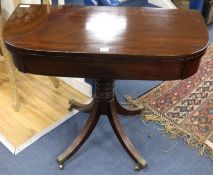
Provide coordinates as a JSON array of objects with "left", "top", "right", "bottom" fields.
[{"left": 0, "top": 63, "right": 90, "bottom": 154}]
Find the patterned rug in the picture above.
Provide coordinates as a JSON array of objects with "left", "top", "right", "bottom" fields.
[{"left": 128, "top": 45, "right": 213, "bottom": 157}]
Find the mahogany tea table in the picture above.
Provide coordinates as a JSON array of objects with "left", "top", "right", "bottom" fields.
[{"left": 3, "top": 4, "right": 208, "bottom": 171}]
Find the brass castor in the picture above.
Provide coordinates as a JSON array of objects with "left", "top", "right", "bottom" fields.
[
  {"left": 68, "top": 100, "right": 73, "bottom": 111},
  {"left": 68, "top": 105, "right": 73, "bottom": 111},
  {"left": 134, "top": 159, "right": 148, "bottom": 171},
  {"left": 134, "top": 163, "right": 143, "bottom": 171},
  {"left": 59, "top": 163, "right": 64, "bottom": 170}
]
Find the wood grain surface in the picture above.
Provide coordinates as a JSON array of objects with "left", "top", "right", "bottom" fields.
[
  {"left": 3, "top": 5, "right": 209, "bottom": 80},
  {"left": 0, "top": 63, "right": 89, "bottom": 150}
]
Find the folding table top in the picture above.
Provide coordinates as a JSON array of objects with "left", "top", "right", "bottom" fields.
[{"left": 3, "top": 5, "right": 209, "bottom": 80}]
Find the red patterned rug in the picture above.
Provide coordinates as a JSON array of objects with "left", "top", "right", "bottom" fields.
[{"left": 128, "top": 45, "right": 213, "bottom": 157}]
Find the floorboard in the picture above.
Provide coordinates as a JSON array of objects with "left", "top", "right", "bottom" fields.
[{"left": 0, "top": 63, "right": 90, "bottom": 154}]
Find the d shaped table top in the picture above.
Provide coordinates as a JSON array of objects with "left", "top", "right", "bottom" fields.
[{"left": 3, "top": 4, "right": 208, "bottom": 80}]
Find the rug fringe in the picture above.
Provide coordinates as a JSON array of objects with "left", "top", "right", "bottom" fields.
[{"left": 125, "top": 96, "right": 213, "bottom": 159}]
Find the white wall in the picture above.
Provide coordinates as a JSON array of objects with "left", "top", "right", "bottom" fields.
[
  {"left": 21, "top": 0, "right": 41, "bottom": 4},
  {"left": 1, "top": 0, "right": 15, "bottom": 20},
  {"left": 58, "top": 0, "right": 65, "bottom": 5},
  {"left": 148, "top": 0, "right": 176, "bottom": 9}
]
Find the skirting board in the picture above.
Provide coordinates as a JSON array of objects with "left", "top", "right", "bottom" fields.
[
  {"left": 59, "top": 77, "right": 93, "bottom": 98},
  {"left": 0, "top": 109, "right": 78, "bottom": 155}
]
